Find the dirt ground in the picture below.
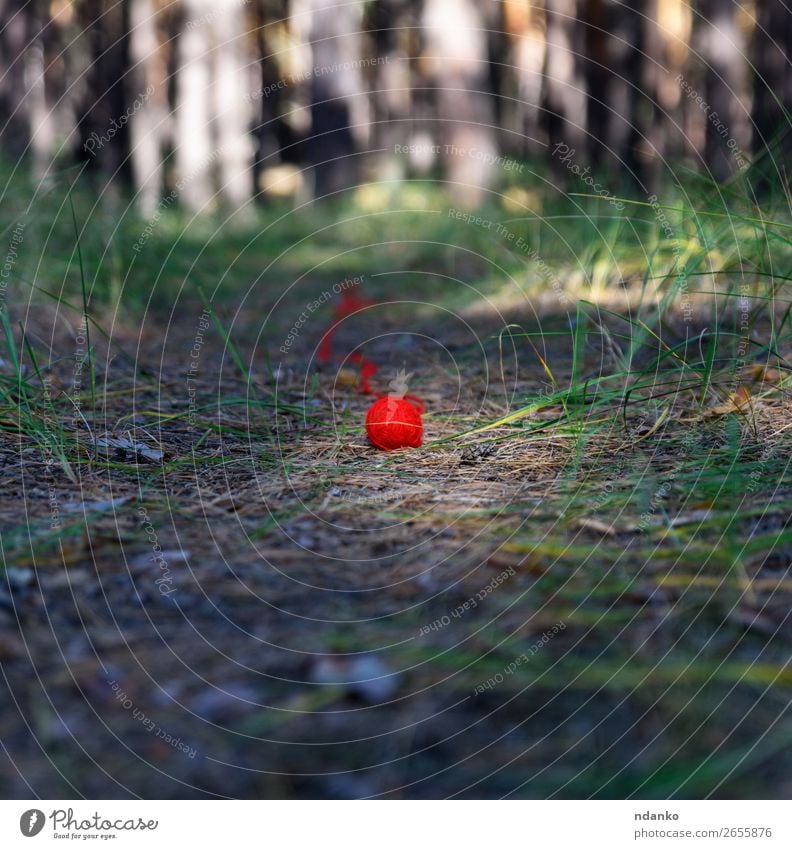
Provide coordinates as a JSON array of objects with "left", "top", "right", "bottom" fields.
[{"left": 1, "top": 296, "right": 791, "bottom": 799}]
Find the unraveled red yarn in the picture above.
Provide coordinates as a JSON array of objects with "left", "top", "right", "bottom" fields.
[
  {"left": 346, "top": 352, "right": 377, "bottom": 395},
  {"left": 316, "top": 293, "right": 425, "bottom": 450},
  {"left": 318, "top": 291, "right": 377, "bottom": 394},
  {"left": 365, "top": 394, "right": 424, "bottom": 450}
]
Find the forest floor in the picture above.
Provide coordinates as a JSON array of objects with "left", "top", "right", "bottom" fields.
[{"left": 0, "top": 179, "right": 791, "bottom": 798}]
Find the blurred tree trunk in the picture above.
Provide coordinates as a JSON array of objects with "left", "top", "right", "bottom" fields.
[
  {"left": 651, "top": 0, "right": 692, "bottom": 176},
  {"left": 366, "top": 0, "right": 418, "bottom": 181},
  {"left": 502, "top": 0, "right": 546, "bottom": 156},
  {"left": 698, "top": 0, "right": 746, "bottom": 182},
  {"left": 0, "top": 0, "right": 31, "bottom": 160},
  {"left": 639, "top": 0, "right": 667, "bottom": 196},
  {"left": 79, "top": 0, "right": 129, "bottom": 181},
  {"left": 422, "top": 0, "right": 497, "bottom": 206},
  {"left": 293, "top": 0, "right": 367, "bottom": 199},
  {"left": 27, "top": 0, "right": 54, "bottom": 181},
  {"left": 543, "top": 0, "right": 587, "bottom": 164},
  {"left": 212, "top": 0, "right": 254, "bottom": 210},
  {"left": 581, "top": 0, "right": 607, "bottom": 163},
  {"left": 751, "top": 0, "right": 792, "bottom": 184},
  {"left": 176, "top": 0, "right": 216, "bottom": 210},
  {"left": 128, "top": 0, "right": 164, "bottom": 216},
  {"left": 252, "top": 7, "right": 286, "bottom": 193},
  {"left": 582, "top": 0, "right": 647, "bottom": 184}
]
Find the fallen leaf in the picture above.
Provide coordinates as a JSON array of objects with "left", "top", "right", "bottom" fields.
[
  {"left": 334, "top": 368, "right": 359, "bottom": 388},
  {"left": 742, "top": 364, "right": 783, "bottom": 384},
  {"left": 702, "top": 387, "right": 754, "bottom": 418}
]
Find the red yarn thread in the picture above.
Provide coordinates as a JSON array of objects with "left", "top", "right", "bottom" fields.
[
  {"left": 318, "top": 291, "right": 377, "bottom": 394},
  {"left": 316, "top": 293, "right": 425, "bottom": 449},
  {"left": 365, "top": 393, "right": 424, "bottom": 450},
  {"left": 347, "top": 352, "right": 377, "bottom": 395}
]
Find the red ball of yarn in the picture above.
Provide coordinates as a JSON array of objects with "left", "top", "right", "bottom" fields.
[{"left": 365, "top": 395, "right": 424, "bottom": 450}]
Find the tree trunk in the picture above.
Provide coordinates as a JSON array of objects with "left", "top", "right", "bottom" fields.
[
  {"left": 79, "top": 0, "right": 129, "bottom": 182},
  {"left": 542, "top": 0, "right": 587, "bottom": 164},
  {"left": 175, "top": 0, "right": 215, "bottom": 211},
  {"left": 252, "top": 6, "right": 286, "bottom": 193},
  {"left": 365, "top": 0, "right": 418, "bottom": 181},
  {"left": 582, "top": 0, "right": 646, "bottom": 185},
  {"left": 751, "top": 0, "right": 792, "bottom": 186},
  {"left": 293, "top": 0, "right": 367, "bottom": 199},
  {"left": 502, "top": 0, "right": 546, "bottom": 157},
  {"left": 648, "top": 0, "right": 693, "bottom": 180},
  {"left": 212, "top": 0, "right": 254, "bottom": 210},
  {"left": 0, "top": 0, "right": 30, "bottom": 161},
  {"left": 698, "top": 0, "right": 747, "bottom": 182},
  {"left": 128, "top": 0, "right": 165, "bottom": 216},
  {"left": 422, "top": 0, "right": 497, "bottom": 206},
  {"left": 26, "top": 2, "right": 54, "bottom": 183}
]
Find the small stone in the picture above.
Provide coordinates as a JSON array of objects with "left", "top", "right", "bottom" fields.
[
  {"left": 310, "top": 655, "right": 399, "bottom": 703},
  {"left": 5, "top": 567, "right": 35, "bottom": 589}
]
